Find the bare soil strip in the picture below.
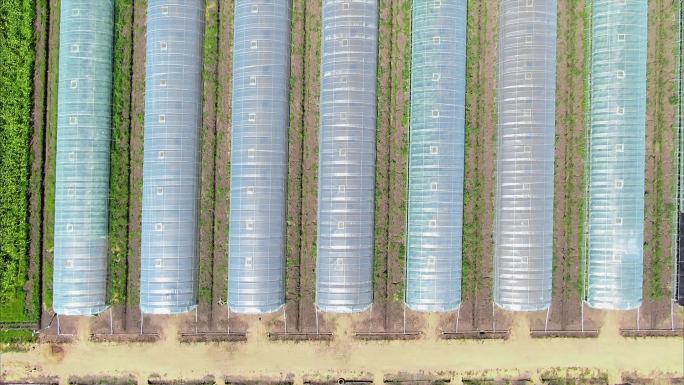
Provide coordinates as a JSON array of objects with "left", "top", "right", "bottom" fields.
[
  {"left": 386, "top": 0, "right": 410, "bottom": 332},
  {"left": 546, "top": 0, "right": 587, "bottom": 332},
  {"left": 125, "top": 0, "right": 146, "bottom": 332},
  {"left": 28, "top": 0, "right": 50, "bottom": 323},
  {"left": 211, "top": 0, "right": 234, "bottom": 330},
  {"left": 298, "top": 0, "right": 322, "bottom": 332},
  {"left": 285, "top": 0, "right": 306, "bottom": 332},
  {"left": 198, "top": 0, "right": 220, "bottom": 329},
  {"left": 461, "top": 0, "right": 499, "bottom": 332},
  {"left": 641, "top": 0, "right": 678, "bottom": 330},
  {"left": 41, "top": 0, "right": 61, "bottom": 323}
]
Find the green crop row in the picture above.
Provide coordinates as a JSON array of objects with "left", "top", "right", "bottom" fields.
[{"left": 0, "top": 0, "right": 36, "bottom": 322}]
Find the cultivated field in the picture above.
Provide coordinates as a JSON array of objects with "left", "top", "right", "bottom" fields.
[{"left": 0, "top": 0, "right": 683, "bottom": 383}]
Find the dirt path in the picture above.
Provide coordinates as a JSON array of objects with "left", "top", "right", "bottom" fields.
[
  {"left": 28, "top": 0, "right": 50, "bottom": 323},
  {"left": 285, "top": 0, "right": 305, "bottom": 332},
  {"left": 198, "top": 0, "right": 220, "bottom": 330},
  {"left": 545, "top": 0, "right": 587, "bottom": 332},
  {"left": 211, "top": 0, "right": 233, "bottom": 330},
  {"left": 641, "top": 0, "right": 679, "bottom": 330},
  {"left": 3, "top": 312, "right": 683, "bottom": 383},
  {"left": 125, "top": 0, "right": 146, "bottom": 332},
  {"left": 386, "top": 0, "right": 410, "bottom": 332},
  {"left": 298, "top": 0, "right": 322, "bottom": 333},
  {"left": 460, "top": 0, "right": 499, "bottom": 332},
  {"left": 41, "top": 0, "right": 60, "bottom": 324}
]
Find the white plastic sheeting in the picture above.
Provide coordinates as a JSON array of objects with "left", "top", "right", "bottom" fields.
[
  {"left": 406, "top": 0, "right": 467, "bottom": 312},
  {"left": 53, "top": 0, "right": 114, "bottom": 316},
  {"left": 586, "top": 0, "right": 647, "bottom": 310},
  {"left": 494, "top": 0, "right": 556, "bottom": 312},
  {"left": 140, "top": 0, "right": 204, "bottom": 314},
  {"left": 316, "top": 0, "right": 378, "bottom": 313},
  {"left": 228, "top": 0, "right": 291, "bottom": 314}
]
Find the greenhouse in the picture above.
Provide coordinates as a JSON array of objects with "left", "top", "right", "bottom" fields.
[
  {"left": 316, "top": 0, "right": 378, "bottom": 313},
  {"left": 53, "top": 0, "right": 114, "bottom": 316},
  {"left": 586, "top": 0, "right": 647, "bottom": 311},
  {"left": 405, "top": 0, "right": 467, "bottom": 312},
  {"left": 494, "top": 0, "right": 556, "bottom": 312},
  {"left": 228, "top": 0, "right": 291, "bottom": 314},
  {"left": 140, "top": 0, "right": 204, "bottom": 314}
]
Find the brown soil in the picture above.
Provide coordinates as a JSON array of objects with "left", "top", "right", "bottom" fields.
[
  {"left": 211, "top": 0, "right": 234, "bottom": 331},
  {"left": 40, "top": 0, "right": 60, "bottom": 327},
  {"left": 298, "top": 0, "right": 322, "bottom": 333},
  {"left": 641, "top": 0, "right": 679, "bottom": 331},
  {"left": 284, "top": 0, "right": 306, "bottom": 332},
  {"left": 27, "top": 0, "right": 50, "bottom": 323},
  {"left": 542, "top": 0, "right": 587, "bottom": 332},
  {"left": 125, "top": 0, "right": 147, "bottom": 332},
  {"left": 459, "top": 0, "right": 499, "bottom": 332},
  {"left": 197, "top": 0, "right": 220, "bottom": 330}
]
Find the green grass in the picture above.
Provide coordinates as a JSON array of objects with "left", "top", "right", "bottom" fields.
[
  {"left": 0, "top": 329, "right": 37, "bottom": 351},
  {"left": 108, "top": 0, "right": 133, "bottom": 305},
  {"left": 0, "top": 0, "right": 37, "bottom": 323}
]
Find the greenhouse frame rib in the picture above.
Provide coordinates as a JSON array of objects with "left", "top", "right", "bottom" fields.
[
  {"left": 405, "top": 0, "right": 467, "bottom": 312},
  {"left": 140, "top": 0, "right": 204, "bottom": 314},
  {"left": 494, "top": 0, "right": 557, "bottom": 312},
  {"left": 586, "top": 0, "right": 647, "bottom": 311},
  {"left": 53, "top": 0, "right": 114, "bottom": 316},
  {"left": 316, "top": 0, "right": 378, "bottom": 313},
  {"left": 228, "top": 0, "right": 291, "bottom": 314}
]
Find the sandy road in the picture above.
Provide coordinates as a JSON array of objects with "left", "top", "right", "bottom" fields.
[{"left": 2, "top": 312, "right": 683, "bottom": 384}]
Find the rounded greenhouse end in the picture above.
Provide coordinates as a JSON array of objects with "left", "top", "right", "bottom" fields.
[
  {"left": 584, "top": 299, "right": 642, "bottom": 311},
  {"left": 405, "top": 301, "right": 461, "bottom": 313},
  {"left": 53, "top": 304, "right": 108, "bottom": 316},
  {"left": 315, "top": 302, "right": 372, "bottom": 314},
  {"left": 228, "top": 302, "right": 285, "bottom": 315},
  {"left": 139, "top": 303, "right": 197, "bottom": 315},
  {"left": 494, "top": 301, "right": 550, "bottom": 312}
]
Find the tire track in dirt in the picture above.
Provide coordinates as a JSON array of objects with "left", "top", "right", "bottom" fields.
[
  {"left": 211, "top": 0, "right": 234, "bottom": 330},
  {"left": 642, "top": 0, "right": 678, "bottom": 330},
  {"left": 285, "top": 0, "right": 305, "bottom": 332},
  {"left": 198, "top": 0, "right": 219, "bottom": 329},
  {"left": 299, "top": 0, "right": 321, "bottom": 332},
  {"left": 125, "top": 0, "right": 146, "bottom": 332},
  {"left": 548, "top": 0, "right": 586, "bottom": 332}
]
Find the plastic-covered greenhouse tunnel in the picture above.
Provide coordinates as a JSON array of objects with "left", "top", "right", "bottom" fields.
[
  {"left": 140, "top": 0, "right": 204, "bottom": 315},
  {"left": 228, "top": 0, "right": 291, "bottom": 314},
  {"left": 53, "top": 0, "right": 114, "bottom": 316},
  {"left": 494, "top": 0, "right": 556, "bottom": 312},
  {"left": 316, "top": 0, "right": 378, "bottom": 313},
  {"left": 586, "top": 0, "right": 647, "bottom": 311},
  {"left": 405, "top": 0, "right": 467, "bottom": 312}
]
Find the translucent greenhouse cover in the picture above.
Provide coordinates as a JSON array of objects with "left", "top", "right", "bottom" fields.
[
  {"left": 140, "top": 0, "right": 204, "bottom": 314},
  {"left": 228, "top": 0, "right": 291, "bottom": 314},
  {"left": 494, "top": 0, "right": 556, "bottom": 312},
  {"left": 405, "top": 0, "right": 467, "bottom": 312},
  {"left": 316, "top": 0, "right": 378, "bottom": 313},
  {"left": 586, "top": 0, "right": 647, "bottom": 310},
  {"left": 53, "top": 0, "right": 114, "bottom": 316}
]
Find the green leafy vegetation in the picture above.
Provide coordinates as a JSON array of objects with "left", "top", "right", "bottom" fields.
[{"left": 0, "top": 0, "right": 37, "bottom": 322}]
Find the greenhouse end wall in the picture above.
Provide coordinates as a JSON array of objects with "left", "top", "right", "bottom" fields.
[
  {"left": 586, "top": 0, "right": 647, "bottom": 311},
  {"left": 53, "top": 0, "right": 114, "bottom": 316},
  {"left": 316, "top": 0, "right": 378, "bottom": 313},
  {"left": 228, "top": 0, "right": 291, "bottom": 314},
  {"left": 140, "top": 0, "right": 204, "bottom": 314},
  {"left": 406, "top": 0, "right": 467, "bottom": 312},
  {"left": 494, "top": 0, "right": 556, "bottom": 312}
]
